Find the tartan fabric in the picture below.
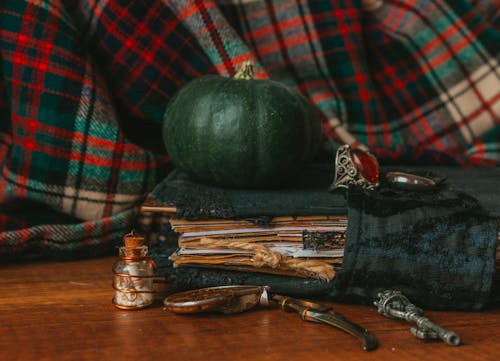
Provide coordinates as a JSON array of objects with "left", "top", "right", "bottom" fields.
[{"left": 1, "top": 0, "right": 499, "bottom": 259}]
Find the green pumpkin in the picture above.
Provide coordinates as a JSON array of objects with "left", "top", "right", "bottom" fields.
[{"left": 162, "top": 62, "right": 322, "bottom": 188}]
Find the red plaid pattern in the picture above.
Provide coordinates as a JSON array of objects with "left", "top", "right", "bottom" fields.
[{"left": 1, "top": 0, "right": 499, "bottom": 259}]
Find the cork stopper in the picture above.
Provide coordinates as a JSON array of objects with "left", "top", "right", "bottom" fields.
[
  {"left": 123, "top": 230, "right": 145, "bottom": 248},
  {"left": 123, "top": 231, "right": 147, "bottom": 257}
]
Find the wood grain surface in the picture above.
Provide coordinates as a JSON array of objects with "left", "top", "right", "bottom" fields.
[{"left": 1, "top": 257, "right": 499, "bottom": 361}]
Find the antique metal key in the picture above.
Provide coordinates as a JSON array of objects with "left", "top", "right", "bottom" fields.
[{"left": 374, "top": 290, "right": 460, "bottom": 346}]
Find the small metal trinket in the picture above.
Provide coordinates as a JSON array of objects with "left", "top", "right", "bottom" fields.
[
  {"left": 385, "top": 171, "right": 437, "bottom": 191},
  {"left": 374, "top": 290, "right": 460, "bottom": 346}
]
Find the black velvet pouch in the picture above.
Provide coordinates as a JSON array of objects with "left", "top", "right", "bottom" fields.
[{"left": 330, "top": 176, "right": 498, "bottom": 310}]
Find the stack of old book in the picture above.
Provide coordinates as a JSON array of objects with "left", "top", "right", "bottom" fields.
[
  {"left": 139, "top": 165, "right": 347, "bottom": 282},
  {"left": 166, "top": 215, "right": 346, "bottom": 280}
]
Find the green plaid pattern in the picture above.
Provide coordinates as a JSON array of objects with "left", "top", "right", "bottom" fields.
[{"left": 1, "top": 0, "right": 499, "bottom": 259}]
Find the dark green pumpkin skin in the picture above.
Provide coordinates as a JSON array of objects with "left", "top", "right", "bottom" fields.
[{"left": 162, "top": 75, "right": 321, "bottom": 188}]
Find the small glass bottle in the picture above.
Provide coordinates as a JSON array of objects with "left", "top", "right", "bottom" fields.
[{"left": 112, "top": 231, "right": 156, "bottom": 309}]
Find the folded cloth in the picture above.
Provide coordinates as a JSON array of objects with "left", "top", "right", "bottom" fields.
[
  {"left": 144, "top": 165, "right": 344, "bottom": 219},
  {"left": 331, "top": 178, "right": 498, "bottom": 310},
  {"left": 1, "top": 0, "right": 499, "bottom": 259}
]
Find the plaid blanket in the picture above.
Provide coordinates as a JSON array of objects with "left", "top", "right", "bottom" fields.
[{"left": 1, "top": 0, "right": 499, "bottom": 259}]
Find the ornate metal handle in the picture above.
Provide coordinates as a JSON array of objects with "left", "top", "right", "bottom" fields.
[{"left": 273, "top": 294, "right": 378, "bottom": 351}]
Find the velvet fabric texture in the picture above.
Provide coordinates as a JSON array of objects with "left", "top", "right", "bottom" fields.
[
  {"left": 331, "top": 181, "right": 498, "bottom": 310},
  {"left": 147, "top": 165, "right": 345, "bottom": 219}
]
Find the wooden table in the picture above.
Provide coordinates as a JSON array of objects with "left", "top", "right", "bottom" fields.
[{"left": 1, "top": 257, "right": 499, "bottom": 360}]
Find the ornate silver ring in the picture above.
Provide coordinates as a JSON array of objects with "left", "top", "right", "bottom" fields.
[{"left": 331, "top": 144, "right": 380, "bottom": 190}]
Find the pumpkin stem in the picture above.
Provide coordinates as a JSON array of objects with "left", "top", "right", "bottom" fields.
[{"left": 234, "top": 61, "right": 255, "bottom": 80}]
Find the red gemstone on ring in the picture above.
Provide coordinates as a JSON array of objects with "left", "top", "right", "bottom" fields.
[{"left": 351, "top": 148, "right": 379, "bottom": 183}]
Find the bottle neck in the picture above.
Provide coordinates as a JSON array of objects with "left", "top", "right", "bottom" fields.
[{"left": 119, "top": 245, "right": 148, "bottom": 259}]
